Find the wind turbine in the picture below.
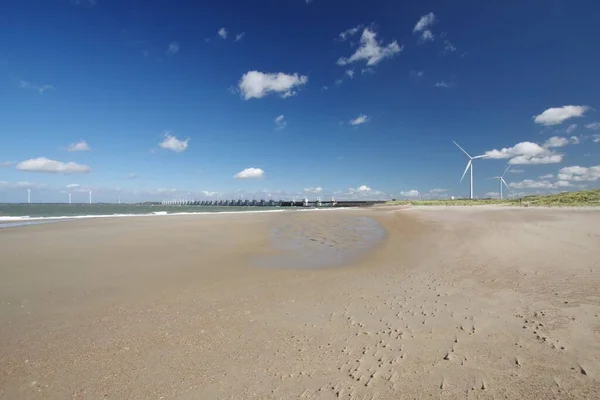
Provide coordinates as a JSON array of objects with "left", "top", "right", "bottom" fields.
[
  {"left": 453, "top": 141, "right": 487, "bottom": 199},
  {"left": 489, "top": 165, "right": 512, "bottom": 199},
  {"left": 27, "top": 189, "right": 31, "bottom": 204},
  {"left": 89, "top": 190, "right": 92, "bottom": 204}
]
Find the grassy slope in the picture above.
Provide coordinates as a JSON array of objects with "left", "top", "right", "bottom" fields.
[{"left": 385, "top": 189, "right": 600, "bottom": 207}]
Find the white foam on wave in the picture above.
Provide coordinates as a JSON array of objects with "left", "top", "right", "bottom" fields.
[{"left": 0, "top": 208, "right": 309, "bottom": 223}]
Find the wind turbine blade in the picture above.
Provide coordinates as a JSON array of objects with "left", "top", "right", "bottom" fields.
[
  {"left": 501, "top": 178, "right": 512, "bottom": 192},
  {"left": 453, "top": 141, "right": 472, "bottom": 158},
  {"left": 460, "top": 160, "right": 471, "bottom": 182},
  {"left": 472, "top": 154, "right": 488, "bottom": 159},
  {"left": 501, "top": 165, "right": 511, "bottom": 177}
]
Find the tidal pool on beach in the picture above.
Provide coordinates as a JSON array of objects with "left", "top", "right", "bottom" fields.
[{"left": 255, "top": 215, "right": 386, "bottom": 269}]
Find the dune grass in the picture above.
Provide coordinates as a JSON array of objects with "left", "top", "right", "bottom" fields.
[{"left": 385, "top": 189, "right": 600, "bottom": 207}]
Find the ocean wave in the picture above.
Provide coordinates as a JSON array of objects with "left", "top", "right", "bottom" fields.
[{"left": 0, "top": 208, "right": 299, "bottom": 222}]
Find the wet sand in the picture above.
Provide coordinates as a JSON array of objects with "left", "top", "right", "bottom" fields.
[{"left": 1, "top": 207, "right": 600, "bottom": 399}]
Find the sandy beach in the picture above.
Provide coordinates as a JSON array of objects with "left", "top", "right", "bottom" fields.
[{"left": 1, "top": 207, "right": 600, "bottom": 399}]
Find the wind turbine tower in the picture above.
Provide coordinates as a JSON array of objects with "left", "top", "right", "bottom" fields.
[
  {"left": 453, "top": 141, "right": 487, "bottom": 199},
  {"left": 69, "top": 192, "right": 72, "bottom": 204},
  {"left": 89, "top": 190, "right": 92, "bottom": 204},
  {"left": 489, "top": 165, "right": 512, "bottom": 199},
  {"left": 27, "top": 189, "right": 31, "bottom": 204}
]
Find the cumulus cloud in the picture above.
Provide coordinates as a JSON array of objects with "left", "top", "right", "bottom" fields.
[
  {"left": 566, "top": 124, "right": 578, "bottom": 134},
  {"left": 67, "top": 140, "right": 90, "bottom": 152},
  {"left": 16, "top": 157, "right": 90, "bottom": 174},
  {"left": 337, "top": 28, "right": 402, "bottom": 67},
  {"left": 66, "top": 183, "right": 80, "bottom": 188},
  {"left": 539, "top": 174, "right": 554, "bottom": 179},
  {"left": 557, "top": 165, "right": 600, "bottom": 182},
  {"left": 274, "top": 115, "right": 286, "bottom": 130},
  {"left": 218, "top": 27, "right": 228, "bottom": 39},
  {"left": 533, "top": 105, "right": 589, "bottom": 126},
  {"left": 509, "top": 168, "right": 524, "bottom": 174},
  {"left": 593, "top": 135, "right": 600, "bottom": 143},
  {"left": 304, "top": 187, "right": 323, "bottom": 193},
  {"left": 234, "top": 167, "right": 264, "bottom": 179},
  {"left": 350, "top": 114, "right": 369, "bottom": 125},
  {"left": 159, "top": 133, "right": 189, "bottom": 153},
  {"left": 586, "top": 122, "right": 600, "bottom": 130},
  {"left": 166, "top": 41, "right": 180, "bottom": 55},
  {"left": 509, "top": 179, "right": 573, "bottom": 189},
  {"left": 346, "top": 69, "right": 355, "bottom": 79},
  {"left": 544, "top": 136, "right": 579, "bottom": 148},
  {"left": 350, "top": 185, "right": 372, "bottom": 193},
  {"left": 429, "top": 188, "right": 447, "bottom": 193},
  {"left": 1, "top": 161, "right": 15, "bottom": 167},
  {"left": 235, "top": 32, "right": 245, "bottom": 42},
  {"left": 338, "top": 25, "right": 363, "bottom": 41},
  {"left": 238, "top": 71, "right": 308, "bottom": 100},
  {"left": 484, "top": 141, "right": 563, "bottom": 165},
  {"left": 400, "top": 190, "right": 420, "bottom": 197},
  {"left": 413, "top": 12, "right": 436, "bottom": 42},
  {"left": 19, "top": 80, "right": 54, "bottom": 94}
]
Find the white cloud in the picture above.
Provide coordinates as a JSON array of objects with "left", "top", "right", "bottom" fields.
[
  {"left": 16, "top": 157, "right": 90, "bottom": 174},
  {"left": 338, "top": 25, "right": 363, "bottom": 41},
  {"left": 414, "top": 12, "right": 436, "bottom": 33},
  {"left": 218, "top": 27, "right": 228, "bottom": 39},
  {"left": 350, "top": 114, "right": 369, "bottom": 125},
  {"left": 361, "top": 68, "right": 375, "bottom": 75},
  {"left": 509, "top": 168, "right": 524, "bottom": 174},
  {"left": 234, "top": 167, "right": 264, "bottom": 179},
  {"left": 159, "top": 133, "right": 189, "bottom": 153},
  {"left": 557, "top": 165, "right": 600, "bottom": 182},
  {"left": 509, "top": 179, "right": 573, "bottom": 189},
  {"left": 1, "top": 161, "right": 15, "bottom": 167},
  {"left": 593, "top": 135, "right": 600, "bottom": 143},
  {"left": 126, "top": 173, "right": 137, "bottom": 179},
  {"left": 544, "top": 136, "right": 570, "bottom": 148},
  {"left": 585, "top": 122, "right": 600, "bottom": 130},
  {"left": 201, "top": 190, "right": 219, "bottom": 197},
  {"left": 238, "top": 71, "right": 308, "bottom": 100},
  {"left": 67, "top": 140, "right": 90, "bottom": 152},
  {"left": 19, "top": 80, "right": 54, "bottom": 94},
  {"left": 346, "top": 69, "right": 355, "bottom": 79},
  {"left": 429, "top": 188, "right": 447, "bottom": 193},
  {"left": 70, "top": 0, "right": 97, "bottom": 6},
  {"left": 435, "top": 81, "right": 454, "bottom": 88},
  {"left": 570, "top": 136, "right": 580, "bottom": 145},
  {"left": 509, "top": 154, "right": 563, "bottom": 165},
  {"left": 400, "top": 190, "right": 420, "bottom": 197},
  {"left": 337, "top": 28, "right": 402, "bottom": 67},
  {"left": 235, "top": 32, "right": 245, "bottom": 42},
  {"left": 66, "top": 183, "right": 80, "bottom": 188},
  {"left": 533, "top": 105, "right": 589, "bottom": 126},
  {"left": 484, "top": 141, "right": 563, "bottom": 165},
  {"left": 274, "top": 114, "right": 286, "bottom": 130},
  {"left": 413, "top": 12, "right": 436, "bottom": 42},
  {"left": 304, "top": 187, "right": 323, "bottom": 193},
  {"left": 348, "top": 185, "right": 375, "bottom": 194},
  {"left": 166, "top": 41, "right": 180, "bottom": 55},
  {"left": 539, "top": 174, "right": 554, "bottom": 179},
  {"left": 566, "top": 124, "right": 578, "bottom": 134},
  {"left": 443, "top": 40, "right": 456, "bottom": 53}
]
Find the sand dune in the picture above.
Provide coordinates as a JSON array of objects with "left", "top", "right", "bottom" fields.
[{"left": 1, "top": 207, "right": 600, "bottom": 399}]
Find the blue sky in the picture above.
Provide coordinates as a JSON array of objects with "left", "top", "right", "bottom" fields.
[{"left": 1, "top": 0, "right": 600, "bottom": 203}]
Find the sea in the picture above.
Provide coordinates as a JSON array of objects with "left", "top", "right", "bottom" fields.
[{"left": 0, "top": 203, "right": 293, "bottom": 228}]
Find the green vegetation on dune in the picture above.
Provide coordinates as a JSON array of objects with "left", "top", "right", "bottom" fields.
[{"left": 385, "top": 189, "right": 600, "bottom": 207}]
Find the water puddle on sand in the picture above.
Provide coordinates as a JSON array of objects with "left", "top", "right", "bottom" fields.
[{"left": 255, "top": 216, "right": 386, "bottom": 269}]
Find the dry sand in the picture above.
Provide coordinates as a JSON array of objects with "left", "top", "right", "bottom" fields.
[{"left": 1, "top": 207, "right": 600, "bottom": 399}]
